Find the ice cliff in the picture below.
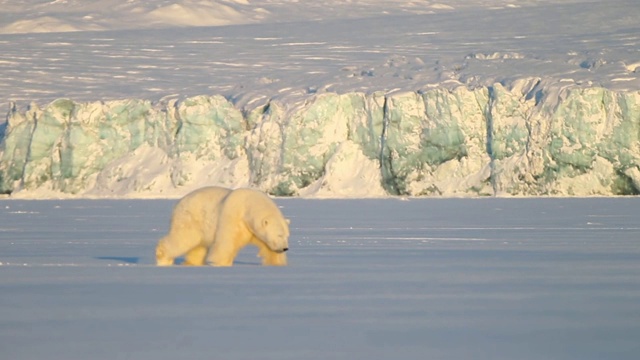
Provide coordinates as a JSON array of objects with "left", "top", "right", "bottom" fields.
[{"left": 2, "top": 82, "right": 640, "bottom": 198}]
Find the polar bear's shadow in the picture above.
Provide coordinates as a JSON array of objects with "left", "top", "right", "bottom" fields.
[
  {"left": 94, "top": 249, "right": 262, "bottom": 266},
  {"left": 94, "top": 256, "right": 260, "bottom": 266}
]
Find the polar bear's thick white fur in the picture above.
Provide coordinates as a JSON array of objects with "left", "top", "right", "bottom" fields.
[
  {"left": 155, "top": 186, "right": 231, "bottom": 266},
  {"left": 156, "top": 186, "right": 289, "bottom": 267}
]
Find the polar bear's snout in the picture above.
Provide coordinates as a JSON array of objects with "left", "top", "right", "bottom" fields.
[{"left": 274, "top": 247, "right": 288, "bottom": 253}]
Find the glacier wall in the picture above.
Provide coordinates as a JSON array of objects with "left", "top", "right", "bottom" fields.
[{"left": 2, "top": 83, "right": 640, "bottom": 198}]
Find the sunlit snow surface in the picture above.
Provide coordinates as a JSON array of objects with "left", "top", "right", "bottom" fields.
[
  {"left": 0, "top": 0, "right": 638, "bottom": 115},
  {"left": 1, "top": 0, "right": 640, "bottom": 198},
  {"left": 1, "top": 198, "right": 639, "bottom": 359}
]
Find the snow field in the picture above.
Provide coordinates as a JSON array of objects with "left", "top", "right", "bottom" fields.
[
  {"left": 1, "top": 1, "right": 639, "bottom": 198},
  {"left": 1, "top": 198, "right": 639, "bottom": 359}
]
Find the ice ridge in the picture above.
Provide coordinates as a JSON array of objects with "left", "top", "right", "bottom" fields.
[{"left": 1, "top": 83, "right": 640, "bottom": 198}]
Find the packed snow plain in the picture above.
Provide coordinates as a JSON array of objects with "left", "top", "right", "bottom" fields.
[
  {"left": 1, "top": 0, "right": 640, "bottom": 198},
  {"left": 1, "top": 1, "right": 640, "bottom": 359},
  {"left": 2, "top": 197, "right": 640, "bottom": 360}
]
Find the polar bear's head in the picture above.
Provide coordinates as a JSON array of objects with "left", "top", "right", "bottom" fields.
[{"left": 259, "top": 215, "right": 290, "bottom": 253}]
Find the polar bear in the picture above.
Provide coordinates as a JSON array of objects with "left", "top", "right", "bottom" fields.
[{"left": 155, "top": 186, "right": 290, "bottom": 267}]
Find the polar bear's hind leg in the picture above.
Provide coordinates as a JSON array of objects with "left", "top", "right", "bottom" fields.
[
  {"left": 155, "top": 239, "right": 175, "bottom": 266},
  {"left": 183, "top": 245, "right": 208, "bottom": 266},
  {"left": 155, "top": 227, "right": 202, "bottom": 266}
]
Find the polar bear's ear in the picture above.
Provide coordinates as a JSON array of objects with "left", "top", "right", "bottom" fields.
[{"left": 286, "top": 218, "right": 291, "bottom": 225}]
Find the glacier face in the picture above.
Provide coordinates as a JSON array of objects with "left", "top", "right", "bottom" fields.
[{"left": 1, "top": 83, "right": 640, "bottom": 198}]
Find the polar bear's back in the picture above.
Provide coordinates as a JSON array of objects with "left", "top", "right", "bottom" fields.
[
  {"left": 170, "top": 186, "right": 232, "bottom": 243},
  {"left": 221, "top": 188, "right": 281, "bottom": 216},
  {"left": 218, "top": 188, "right": 287, "bottom": 236}
]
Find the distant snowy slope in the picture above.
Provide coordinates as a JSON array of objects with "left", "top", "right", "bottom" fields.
[
  {"left": 0, "top": 0, "right": 639, "bottom": 198},
  {"left": 0, "top": 0, "right": 257, "bottom": 34},
  {"left": 1, "top": 0, "right": 587, "bottom": 34},
  {"left": 1, "top": 0, "right": 637, "bottom": 109}
]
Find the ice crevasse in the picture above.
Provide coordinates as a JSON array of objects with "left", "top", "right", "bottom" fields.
[{"left": 1, "top": 81, "right": 640, "bottom": 198}]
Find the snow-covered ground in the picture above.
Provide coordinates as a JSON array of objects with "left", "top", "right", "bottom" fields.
[
  {"left": 1, "top": 197, "right": 640, "bottom": 359},
  {"left": 1, "top": 0, "right": 639, "bottom": 198},
  {"left": 0, "top": 0, "right": 640, "bottom": 198},
  {"left": 1, "top": 0, "right": 638, "bottom": 115}
]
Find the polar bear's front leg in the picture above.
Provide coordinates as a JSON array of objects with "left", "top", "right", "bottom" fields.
[
  {"left": 261, "top": 250, "right": 288, "bottom": 266},
  {"left": 207, "top": 221, "right": 251, "bottom": 266},
  {"left": 253, "top": 238, "right": 288, "bottom": 266},
  {"left": 207, "top": 237, "right": 243, "bottom": 267}
]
